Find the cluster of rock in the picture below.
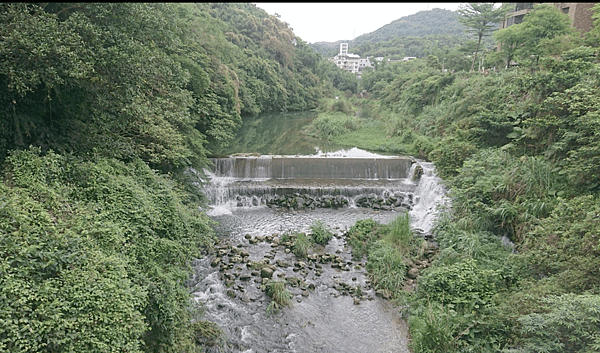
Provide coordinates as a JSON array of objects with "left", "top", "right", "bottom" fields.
[
  {"left": 262, "top": 191, "right": 415, "bottom": 211},
  {"left": 208, "top": 224, "right": 439, "bottom": 305},
  {"left": 353, "top": 192, "right": 414, "bottom": 211},
  {"left": 210, "top": 233, "right": 374, "bottom": 304}
]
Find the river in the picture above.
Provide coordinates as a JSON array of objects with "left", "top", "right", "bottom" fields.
[{"left": 188, "top": 144, "right": 447, "bottom": 352}]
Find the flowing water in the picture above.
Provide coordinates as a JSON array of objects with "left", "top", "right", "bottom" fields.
[{"left": 189, "top": 148, "right": 447, "bottom": 353}]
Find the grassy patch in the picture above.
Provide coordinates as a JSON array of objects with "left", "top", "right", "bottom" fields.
[
  {"left": 292, "top": 232, "right": 314, "bottom": 258},
  {"left": 346, "top": 218, "right": 382, "bottom": 260},
  {"left": 303, "top": 112, "right": 361, "bottom": 140},
  {"left": 265, "top": 280, "right": 293, "bottom": 315},
  {"left": 310, "top": 220, "right": 334, "bottom": 245},
  {"left": 330, "top": 121, "right": 414, "bottom": 154}
]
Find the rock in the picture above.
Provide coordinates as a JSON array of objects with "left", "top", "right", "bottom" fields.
[
  {"left": 260, "top": 267, "right": 274, "bottom": 279},
  {"left": 211, "top": 258, "right": 221, "bottom": 267},
  {"left": 354, "top": 297, "right": 361, "bottom": 305},
  {"left": 226, "top": 290, "right": 236, "bottom": 299},
  {"left": 407, "top": 267, "right": 419, "bottom": 279},
  {"left": 239, "top": 274, "right": 251, "bottom": 281}
]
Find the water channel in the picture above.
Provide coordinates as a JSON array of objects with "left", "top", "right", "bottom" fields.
[{"left": 190, "top": 113, "right": 447, "bottom": 352}]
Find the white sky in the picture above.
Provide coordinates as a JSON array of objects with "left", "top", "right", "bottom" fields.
[{"left": 253, "top": 3, "right": 463, "bottom": 43}]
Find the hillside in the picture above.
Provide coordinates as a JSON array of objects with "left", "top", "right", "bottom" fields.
[
  {"left": 353, "top": 8, "right": 464, "bottom": 44},
  {"left": 310, "top": 8, "right": 467, "bottom": 57}
]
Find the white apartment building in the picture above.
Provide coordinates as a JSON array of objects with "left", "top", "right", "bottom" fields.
[{"left": 328, "top": 43, "right": 373, "bottom": 75}]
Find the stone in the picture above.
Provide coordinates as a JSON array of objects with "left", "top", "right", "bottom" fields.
[
  {"left": 210, "top": 257, "right": 221, "bottom": 267},
  {"left": 260, "top": 267, "right": 274, "bottom": 279},
  {"left": 407, "top": 267, "right": 419, "bottom": 279}
]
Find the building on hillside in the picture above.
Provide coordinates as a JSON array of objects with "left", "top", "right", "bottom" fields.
[
  {"left": 499, "top": 3, "right": 594, "bottom": 34},
  {"left": 328, "top": 43, "right": 373, "bottom": 78}
]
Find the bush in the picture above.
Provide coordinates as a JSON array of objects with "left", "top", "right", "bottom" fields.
[
  {"left": 366, "top": 240, "right": 407, "bottom": 297},
  {"left": 265, "top": 280, "right": 293, "bottom": 314},
  {"left": 512, "top": 294, "right": 600, "bottom": 353},
  {"left": 415, "top": 259, "right": 504, "bottom": 310},
  {"left": 310, "top": 220, "right": 334, "bottom": 245},
  {"left": 346, "top": 218, "right": 381, "bottom": 259},
  {"left": 0, "top": 148, "right": 215, "bottom": 352},
  {"left": 304, "top": 112, "right": 361, "bottom": 139},
  {"left": 292, "top": 232, "right": 313, "bottom": 258}
]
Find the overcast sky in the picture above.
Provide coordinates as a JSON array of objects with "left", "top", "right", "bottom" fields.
[{"left": 253, "top": 3, "right": 463, "bottom": 43}]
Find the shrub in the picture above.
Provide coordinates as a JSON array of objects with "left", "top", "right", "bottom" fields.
[
  {"left": 366, "top": 240, "right": 407, "bottom": 297},
  {"left": 0, "top": 148, "right": 216, "bottom": 352},
  {"left": 346, "top": 218, "right": 381, "bottom": 259},
  {"left": 310, "top": 220, "right": 334, "bottom": 245},
  {"left": 292, "top": 232, "right": 313, "bottom": 258},
  {"left": 265, "top": 280, "right": 293, "bottom": 314},
  {"left": 513, "top": 294, "right": 600, "bottom": 353},
  {"left": 304, "top": 112, "right": 361, "bottom": 139},
  {"left": 415, "top": 259, "right": 504, "bottom": 310}
]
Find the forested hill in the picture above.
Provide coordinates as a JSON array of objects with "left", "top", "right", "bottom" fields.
[
  {"left": 310, "top": 8, "right": 467, "bottom": 57},
  {"left": 0, "top": 3, "right": 349, "bottom": 352},
  {"left": 0, "top": 3, "right": 341, "bottom": 170},
  {"left": 353, "top": 8, "right": 464, "bottom": 44}
]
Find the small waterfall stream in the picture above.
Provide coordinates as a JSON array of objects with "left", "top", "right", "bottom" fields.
[{"left": 190, "top": 149, "right": 447, "bottom": 353}]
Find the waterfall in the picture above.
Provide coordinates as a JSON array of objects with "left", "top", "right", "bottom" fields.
[{"left": 409, "top": 161, "right": 449, "bottom": 234}]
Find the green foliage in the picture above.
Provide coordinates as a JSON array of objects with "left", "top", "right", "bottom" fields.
[
  {"left": 347, "top": 218, "right": 381, "bottom": 259},
  {"left": 366, "top": 240, "right": 407, "bottom": 298},
  {"left": 457, "top": 3, "right": 511, "bottom": 71},
  {"left": 292, "top": 232, "right": 313, "bottom": 258},
  {"left": 513, "top": 294, "right": 600, "bottom": 353},
  {"left": 303, "top": 112, "right": 361, "bottom": 140},
  {"left": 408, "top": 302, "right": 463, "bottom": 353},
  {"left": 192, "top": 320, "right": 226, "bottom": 348},
  {"left": 416, "top": 259, "right": 504, "bottom": 310},
  {"left": 265, "top": 280, "right": 293, "bottom": 314},
  {"left": 0, "top": 148, "right": 215, "bottom": 352},
  {"left": 309, "top": 220, "right": 334, "bottom": 245},
  {"left": 494, "top": 4, "right": 578, "bottom": 69},
  {"left": 521, "top": 195, "right": 600, "bottom": 293},
  {"left": 385, "top": 212, "right": 413, "bottom": 255}
]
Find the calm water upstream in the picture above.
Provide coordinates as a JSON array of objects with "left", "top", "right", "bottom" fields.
[{"left": 189, "top": 145, "right": 447, "bottom": 352}]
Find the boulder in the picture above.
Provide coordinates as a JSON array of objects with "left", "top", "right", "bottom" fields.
[{"left": 260, "top": 267, "right": 274, "bottom": 279}]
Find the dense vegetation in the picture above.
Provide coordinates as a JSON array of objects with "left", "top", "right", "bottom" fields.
[
  {"left": 306, "top": 3, "right": 600, "bottom": 352},
  {"left": 4, "top": 1, "right": 600, "bottom": 352},
  {"left": 0, "top": 2, "right": 338, "bottom": 352}
]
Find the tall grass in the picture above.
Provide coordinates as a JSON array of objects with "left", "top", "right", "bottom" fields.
[
  {"left": 292, "top": 232, "right": 313, "bottom": 258},
  {"left": 310, "top": 220, "right": 334, "bottom": 245},
  {"left": 366, "top": 240, "right": 407, "bottom": 298},
  {"left": 386, "top": 212, "right": 413, "bottom": 255},
  {"left": 265, "top": 280, "right": 293, "bottom": 315}
]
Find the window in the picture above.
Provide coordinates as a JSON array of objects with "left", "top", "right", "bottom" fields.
[
  {"left": 562, "top": 7, "right": 569, "bottom": 14},
  {"left": 514, "top": 14, "right": 524, "bottom": 25}
]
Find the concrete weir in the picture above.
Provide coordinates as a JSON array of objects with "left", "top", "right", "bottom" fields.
[{"left": 209, "top": 156, "right": 414, "bottom": 180}]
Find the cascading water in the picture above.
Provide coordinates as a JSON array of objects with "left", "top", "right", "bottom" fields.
[{"left": 190, "top": 149, "right": 447, "bottom": 353}]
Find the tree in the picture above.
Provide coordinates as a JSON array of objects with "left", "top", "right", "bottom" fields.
[
  {"left": 494, "top": 4, "right": 578, "bottom": 69},
  {"left": 458, "top": 3, "right": 511, "bottom": 71}
]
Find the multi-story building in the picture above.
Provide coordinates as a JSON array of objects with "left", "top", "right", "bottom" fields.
[
  {"left": 499, "top": 3, "right": 594, "bottom": 33},
  {"left": 329, "top": 43, "right": 373, "bottom": 77}
]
